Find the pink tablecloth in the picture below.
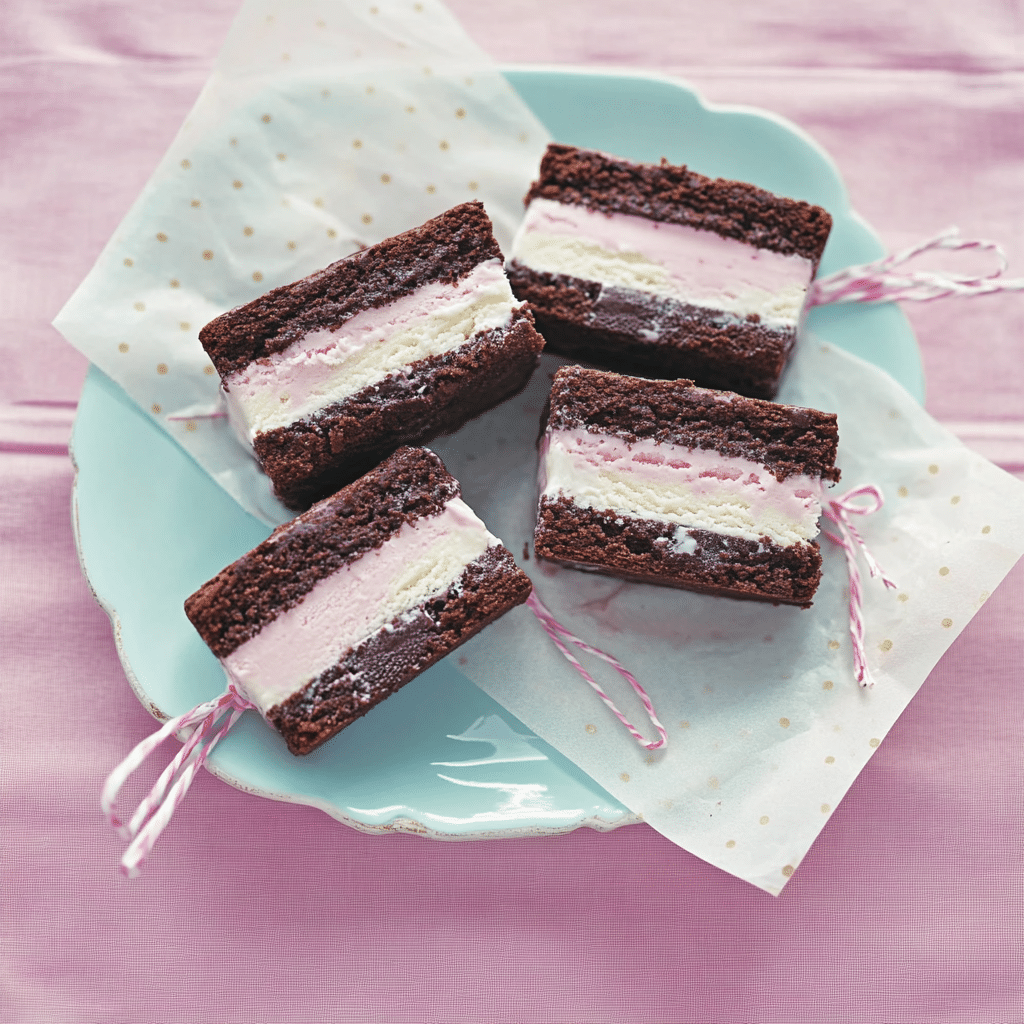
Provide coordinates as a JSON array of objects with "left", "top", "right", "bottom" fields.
[{"left": 3, "top": 3, "right": 1022, "bottom": 1021}]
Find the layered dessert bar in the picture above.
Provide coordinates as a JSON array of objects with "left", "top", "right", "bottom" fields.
[
  {"left": 185, "top": 447, "right": 532, "bottom": 755},
  {"left": 507, "top": 144, "right": 832, "bottom": 399},
  {"left": 200, "top": 202, "right": 546, "bottom": 509},
  {"left": 534, "top": 367, "right": 840, "bottom": 607}
]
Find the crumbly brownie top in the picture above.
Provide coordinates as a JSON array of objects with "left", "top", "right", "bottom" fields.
[
  {"left": 547, "top": 366, "right": 840, "bottom": 483},
  {"left": 524, "top": 144, "right": 832, "bottom": 263},
  {"left": 184, "top": 446, "right": 460, "bottom": 658},
  {"left": 199, "top": 201, "right": 503, "bottom": 376}
]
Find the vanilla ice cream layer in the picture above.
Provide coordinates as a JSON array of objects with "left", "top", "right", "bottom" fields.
[
  {"left": 224, "top": 260, "right": 519, "bottom": 440},
  {"left": 510, "top": 198, "right": 812, "bottom": 327},
  {"left": 541, "top": 428, "right": 824, "bottom": 548},
  {"left": 222, "top": 497, "right": 498, "bottom": 713}
]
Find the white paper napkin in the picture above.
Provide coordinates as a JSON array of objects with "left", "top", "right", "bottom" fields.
[
  {"left": 441, "top": 339, "right": 1024, "bottom": 893},
  {"left": 54, "top": 0, "right": 551, "bottom": 523}
]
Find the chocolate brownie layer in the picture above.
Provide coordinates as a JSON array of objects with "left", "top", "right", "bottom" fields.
[
  {"left": 255, "top": 305, "right": 544, "bottom": 509},
  {"left": 524, "top": 144, "right": 832, "bottom": 264},
  {"left": 547, "top": 366, "right": 841, "bottom": 484},
  {"left": 184, "top": 447, "right": 459, "bottom": 658},
  {"left": 199, "top": 201, "right": 503, "bottom": 377},
  {"left": 535, "top": 497, "right": 822, "bottom": 607},
  {"left": 507, "top": 262, "right": 791, "bottom": 399},
  {"left": 267, "top": 545, "right": 532, "bottom": 755}
]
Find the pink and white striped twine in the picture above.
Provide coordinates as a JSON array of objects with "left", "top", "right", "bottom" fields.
[
  {"left": 526, "top": 590, "right": 668, "bottom": 751},
  {"left": 101, "top": 682, "right": 254, "bottom": 877},
  {"left": 822, "top": 485, "right": 898, "bottom": 688},
  {"left": 806, "top": 227, "right": 1024, "bottom": 307}
]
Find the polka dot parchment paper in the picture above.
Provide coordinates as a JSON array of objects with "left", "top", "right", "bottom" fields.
[
  {"left": 54, "top": 0, "right": 550, "bottom": 524},
  {"left": 438, "top": 340, "right": 1024, "bottom": 895},
  {"left": 53, "top": 0, "right": 1024, "bottom": 893}
]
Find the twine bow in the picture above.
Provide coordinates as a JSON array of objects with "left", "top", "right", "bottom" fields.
[
  {"left": 807, "top": 227, "right": 1024, "bottom": 307},
  {"left": 822, "top": 485, "right": 898, "bottom": 688},
  {"left": 101, "top": 682, "right": 254, "bottom": 877},
  {"left": 527, "top": 590, "right": 668, "bottom": 751}
]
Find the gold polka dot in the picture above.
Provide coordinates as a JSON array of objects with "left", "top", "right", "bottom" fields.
[
  {"left": 828, "top": 640, "right": 840, "bottom": 650},
  {"left": 423, "top": 65, "right": 432, "bottom": 75},
  {"left": 380, "top": 173, "right": 391, "bottom": 183},
  {"left": 413, "top": 2, "right": 423, "bottom": 10},
  {"left": 156, "top": 363, "right": 168, "bottom": 375},
  {"left": 365, "top": 85, "right": 374, "bottom": 94},
  {"left": 181, "top": 159, "right": 191, "bottom": 169},
  {"left": 179, "top": 322, "right": 190, "bottom": 331},
  {"left": 782, "top": 865, "right": 795, "bottom": 878},
  {"left": 352, "top": 139, "right": 363, "bottom": 149},
  {"left": 898, "top": 486, "right": 909, "bottom": 498},
  {"left": 619, "top": 773, "right": 630, "bottom": 782},
  {"left": 277, "top": 152, "right": 287, "bottom": 161},
  {"left": 759, "top": 815, "right": 769, "bottom": 825},
  {"left": 455, "top": 107, "right": 466, "bottom": 118},
  {"left": 725, "top": 840, "right": 736, "bottom": 849},
  {"left": 326, "top": 228, "right": 337, "bottom": 238},
  {"left": 950, "top": 495, "right": 961, "bottom": 505},
  {"left": 679, "top": 720, "right": 690, "bottom": 729},
  {"left": 980, "top": 590, "right": 990, "bottom": 602},
  {"left": 426, "top": 184, "right": 436, "bottom": 194},
  {"left": 191, "top": 199, "right": 201, "bottom": 208},
  {"left": 151, "top": 403, "right": 161, "bottom": 414},
  {"left": 202, "top": 249, "right": 214, "bottom": 260},
  {"left": 468, "top": 180, "right": 478, "bottom": 191},
  {"left": 439, "top": 140, "right": 450, "bottom": 151},
  {"left": 897, "top": 593, "right": 909, "bottom": 602},
  {"left": 322, "top": 89, "right": 330, "bottom": 98},
  {"left": 370, "top": 5, "right": 378, "bottom": 12},
  {"left": 123, "top": 257, "right": 133, "bottom": 267},
  {"left": 465, "top": 77, "right": 474, "bottom": 86},
  {"left": 185, "top": 421, "right": 197, "bottom": 432},
  {"left": 261, "top": 113, "right": 271, "bottom": 123},
  {"left": 133, "top": 301, "right": 145, "bottom": 312},
  {"left": 118, "top": 343, "right": 129, "bottom": 353},
  {"left": 982, "top": 525, "right": 991, "bottom": 534},
  {"left": 169, "top": 278, "right": 179, "bottom": 288},
  {"left": 779, "top": 717, "right": 790, "bottom": 729},
  {"left": 942, "top": 617, "right": 953, "bottom": 629},
  {"left": 869, "top": 737, "right": 881, "bottom": 748},
  {"left": 824, "top": 756, "right": 835, "bottom": 764},
  {"left": 285, "top": 241, "right": 296, "bottom": 252},
  {"left": 928, "top": 464, "right": 939, "bottom": 475},
  {"left": 316, "top": 19, "right": 325, "bottom": 28},
  {"left": 708, "top": 776, "right": 719, "bottom": 789},
  {"left": 880, "top": 638, "right": 893, "bottom": 651},
  {"left": 243, "top": 226, "right": 254, "bottom": 237},
  {"left": 282, "top": 53, "right": 290, "bottom": 61},
  {"left": 229, "top": 138, "right": 237, "bottom": 146},
  {"left": 360, "top": 214, "right": 373, "bottom": 225},
  {"left": 156, "top": 232, "right": 167, "bottom": 243},
  {"left": 252, "top": 271, "right": 263, "bottom": 282},
  {"left": 232, "top": 180, "right": 243, "bottom": 189},
  {"left": 585, "top": 723, "right": 596, "bottom": 735},
  {"left": 822, "top": 680, "right": 833, "bottom": 691},
  {"left": 203, "top": 365, "right": 215, "bottom": 376},
  {"left": 820, "top": 804, "right": 830, "bottom": 813},
  {"left": 939, "top": 566, "right": 950, "bottom": 576}
]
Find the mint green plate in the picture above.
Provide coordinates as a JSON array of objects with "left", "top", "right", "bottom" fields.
[{"left": 71, "top": 68, "right": 924, "bottom": 840}]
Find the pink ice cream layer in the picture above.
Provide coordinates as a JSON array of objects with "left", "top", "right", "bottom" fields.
[
  {"left": 222, "top": 497, "right": 497, "bottom": 714},
  {"left": 222, "top": 259, "right": 515, "bottom": 440},
  {"left": 541, "top": 427, "right": 825, "bottom": 548},
  {"left": 515, "top": 197, "right": 812, "bottom": 304}
]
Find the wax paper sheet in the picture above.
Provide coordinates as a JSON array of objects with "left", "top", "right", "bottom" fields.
[
  {"left": 52, "top": 0, "right": 1024, "bottom": 893},
  {"left": 53, "top": 0, "right": 550, "bottom": 524},
  {"left": 435, "top": 338, "right": 1024, "bottom": 894}
]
